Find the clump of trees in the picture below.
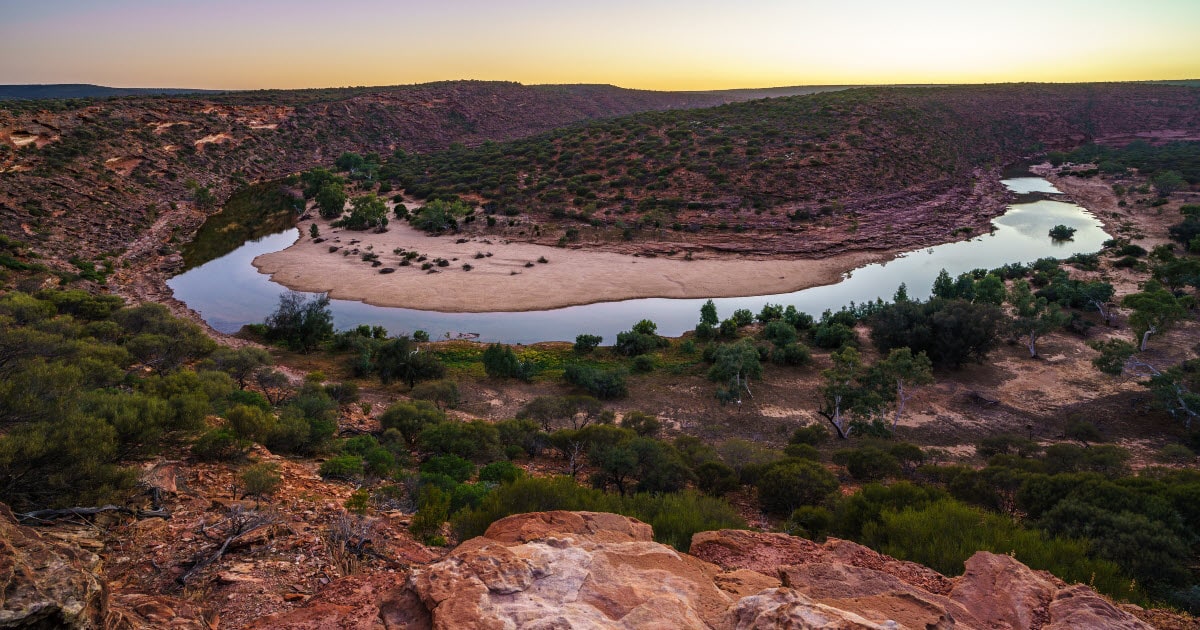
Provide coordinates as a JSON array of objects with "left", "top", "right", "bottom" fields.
[
  {"left": 332, "top": 194, "right": 388, "bottom": 231},
  {"left": 409, "top": 200, "right": 472, "bottom": 234},
  {"left": 0, "top": 290, "right": 337, "bottom": 510},
  {"left": 264, "top": 292, "right": 334, "bottom": 353}
]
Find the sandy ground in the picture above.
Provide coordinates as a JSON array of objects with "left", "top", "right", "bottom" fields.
[{"left": 253, "top": 214, "right": 897, "bottom": 312}]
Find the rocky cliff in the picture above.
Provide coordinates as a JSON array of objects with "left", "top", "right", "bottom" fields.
[{"left": 247, "top": 511, "right": 1153, "bottom": 630}]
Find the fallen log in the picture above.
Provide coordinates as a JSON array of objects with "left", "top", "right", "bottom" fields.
[{"left": 18, "top": 505, "right": 170, "bottom": 523}]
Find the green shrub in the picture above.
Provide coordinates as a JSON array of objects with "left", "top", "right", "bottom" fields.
[
  {"left": 861, "top": 499, "right": 1139, "bottom": 602},
  {"left": 631, "top": 354, "right": 655, "bottom": 373},
  {"left": 620, "top": 411, "right": 661, "bottom": 437},
  {"left": 421, "top": 454, "right": 475, "bottom": 483},
  {"left": 564, "top": 364, "right": 628, "bottom": 399},
  {"left": 479, "top": 460, "right": 524, "bottom": 484},
  {"left": 192, "top": 428, "right": 251, "bottom": 462},
  {"left": 418, "top": 420, "right": 502, "bottom": 462},
  {"left": 226, "top": 404, "right": 275, "bottom": 443},
  {"left": 694, "top": 461, "right": 740, "bottom": 495},
  {"left": 481, "top": 343, "right": 536, "bottom": 380},
  {"left": 832, "top": 446, "right": 902, "bottom": 481},
  {"left": 574, "top": 334, "right": 602, "bottom": 353},
  {"left": 319, "top": 454, "right": 364, "bottom": 480},
  {"left": 783, "top": 444, "right": 820, "bottom": 460},
  {"left": 380, "top": 400, "right": 446, "bottom": 446},
  {"left": 240, "top": 463, "right": 281, "bottom": 502},
  {"left": 790, "top": 424, "right": 830, "bottom": 446},
  {"left": 410, "top": 486, "right": 451, "bottom": 545},
  {"left": 756, "top": 460, "right": 839, "bottom": 515},
  {"left": 786, "top": 506, "right": 833, "bottom": 540}
]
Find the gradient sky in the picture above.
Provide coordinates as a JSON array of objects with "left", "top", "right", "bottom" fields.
[{"left": 2, "top": 0, "right": 1198, "bottom": 90}]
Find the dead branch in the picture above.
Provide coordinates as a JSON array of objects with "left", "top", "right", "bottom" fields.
[
  {"left": 177, "top": 506, "right": 278, "bottom": 585},
  {"left": 18, "top": 505, "right": 170, "bottom": 524}
]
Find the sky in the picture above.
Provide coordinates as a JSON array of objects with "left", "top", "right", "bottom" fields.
[{"left": 1, "top": 0, "right": 1198, "bottom": 90}]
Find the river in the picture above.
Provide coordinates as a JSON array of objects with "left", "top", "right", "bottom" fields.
[{"left": 167, "top": 176, "right": 1109, "bottom": 344}]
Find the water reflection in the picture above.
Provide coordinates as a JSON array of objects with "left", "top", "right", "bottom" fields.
[{"left": 169, "top": 179, "right": 1109, "bottom": 344}]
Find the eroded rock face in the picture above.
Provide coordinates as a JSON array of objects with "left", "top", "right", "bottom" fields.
[
  {"left": 410, "top": 511, "right": 735, "bottom": 629},
  {"left": 693, "top": 528, "right": 1151, "bottom": 630},
  {"left": 0, "top": 504, "right": 105, "bottom": 628},
  {"left": 237, "top": 512, "right": 1156, "bottom": 629}
]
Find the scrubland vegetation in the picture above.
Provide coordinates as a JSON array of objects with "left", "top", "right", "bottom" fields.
[{"left": 4, "top": 85, "right": 1200, "bottom": 620}]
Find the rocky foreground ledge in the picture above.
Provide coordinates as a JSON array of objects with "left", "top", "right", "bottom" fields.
[
  {"left": 0, "top": 505, "right": 1159, "bottom": 628},
  {"left": 0, "top": 508, "right": 1156, "bottom": 624},
  {"left": 246, "top": 510, "right": 1147, "bottom": 630}
]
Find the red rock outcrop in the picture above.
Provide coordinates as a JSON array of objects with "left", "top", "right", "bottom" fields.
[
  {"left": 692, "top": 528, "right": 1152, "bottom": 630},
  {"left": 5, "top": 503, "right": 1155, "bottom": 629},
  {"left": 0, "top": 503, "right": 218, "bottom": 629},
  {"left": 0, "top": 504, "right": 106, "bottom": 628},
  {"left": 249, "top": 511, "right": 1153, "bottom": 629}
]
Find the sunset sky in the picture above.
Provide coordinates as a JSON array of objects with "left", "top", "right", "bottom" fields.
[{"left": 2, "top": 0, "right": 1198, "bottom": 90}]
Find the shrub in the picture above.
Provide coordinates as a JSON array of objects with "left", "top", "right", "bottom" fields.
[
  {"left": 226, "top": 404, "right": 275, "bottom": 443},
  {"left": 832, "top": 446, "right": 902, "bottom": 481},
  {"left": 790, "top": 424, "right": 830, "bottom": 446},
  {"left": 861, "top": 499, "right": 1138, "bottom": 602},
  {"left": 783, "top": 443, "right": 821, "bottom": 460},
  {"left": 695, "top": 461, "right": 740, "bottom": 495},
  {"left": 620, "top": 411, "right": 661, "bottom": 437},
  {"left": 631, "top": 355, "right": 655, "bottom": 373},
  {"left": 1048, "top": 225, "right": 1077, "bottom": 241},
  {"left": 1157, "top": 443, "right": 1195, "bottom": 464},
  {"left": 240, "top": 463, "right": 281, "bottom": 502},
  {"left": 319, "top": 454, "right": 364, "bottom": 480},
  {"left": 192, "top": 428, "right": 251, "bottom": 462},
  {"left": 481, "top": 343, "right": 535, "bottom": 380},
  {"left": 731, "top": 309, "right": 754, "bottom": 327},
  {"left": 410, "top": 486, "right": 451, "bottom": 545},
  {"left": 757, "top": 460, "right": 839, "bottom": 515},
  {"left": 411, "top": 379, "right": 460, "bottom": 409},
  {"left": 786, "top": 506, "right": 833, "bottom": 541},
  {"left": 379, "top": 400, "right": 446, "bottom": 446},
  {"left": 812, "top": 322, "right": 857, "bottom": 349},
  {"left": 421, "top": 454, "right": 475, "bottom": 483},
  {"left": 418, "top": 420, "right": 502, "bottom": 462},
  {"left": 479, "top": 460, "right": 524, "bottom": 484},
  {"left": 564, "top": 364, "right": 628, "bottom": 399},
  {"left": 574, "top": 334, "right": 602, "bottom": 353}
]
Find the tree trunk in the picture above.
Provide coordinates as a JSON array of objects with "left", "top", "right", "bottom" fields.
[
  {"left": 1026, "top": 332, "right": 1039, "bottom": 358},
  {"left": 1140, "top": 326, "right": 1156, "bottom": 352}
]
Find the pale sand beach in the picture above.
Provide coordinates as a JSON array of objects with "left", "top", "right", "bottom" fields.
[{"left": 252, "top": 216, "right": 895, "bottom": 313}]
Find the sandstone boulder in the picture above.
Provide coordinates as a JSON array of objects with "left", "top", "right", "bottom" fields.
[
  {"left": 410, "top": 511, "right": 734, "bottom": 629},
  {"left": 948, "top": 552, "right": 1153, "bottom": 630}
]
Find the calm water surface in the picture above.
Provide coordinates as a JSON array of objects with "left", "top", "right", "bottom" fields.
[{"left": 168, "top": 178, "right": 1109, "bottom": 343}]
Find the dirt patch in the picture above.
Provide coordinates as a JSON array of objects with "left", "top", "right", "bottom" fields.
[{"left": 194, "top": 133, "right": 233, "bottom": 148}]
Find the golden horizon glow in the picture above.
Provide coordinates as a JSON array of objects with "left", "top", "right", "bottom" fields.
[{"left": 1, "top": 1, "right": 1198, "bottom": 91}]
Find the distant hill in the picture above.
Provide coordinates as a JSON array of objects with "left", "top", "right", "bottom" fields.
[
  {"left": 0, "top": 84, "right": 221, "bottom": 100},
  {"left": 1150, "top": 79, "right": 1200, "bottom": 88}
]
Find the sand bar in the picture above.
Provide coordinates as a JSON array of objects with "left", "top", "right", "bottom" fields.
[{"left": 252, "top": 216, "right": 897, "bottom": 313}]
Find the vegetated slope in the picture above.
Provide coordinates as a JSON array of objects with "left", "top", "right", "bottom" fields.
[
  {"left": 0, "top": 81, "right": 756, "bottom": 268},
  {"left": 391, "top": 83, "right": 1200, "bottom": 255},
  {"left": 0, "top": 84, "right": 221, "bottom": 100}
]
